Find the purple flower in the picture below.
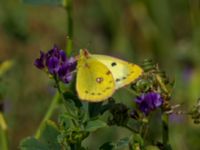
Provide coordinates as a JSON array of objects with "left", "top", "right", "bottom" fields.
[
  {"left": 46, "top": 56, "right": 60, "bottom": 74},
  {"left": 59, "top": 50, "right": 67, "bottom": 62},
  {"left": 34, "top": 45, "right": 77, "bottom": 84},
  {"left": 67, "top": 57, "right": 77, "bottom": 71},
  {"left": 45, "top": 46, "right": 67, "bottom": 75},
  {"left": 58, "top": 62, "right": 73, "bottom": 83},
  {"left": 135, "top": 92, "right": 163, "bottom": 115},
  {"left": 34, "top": 51, "right": 45, "bottom": 69}
]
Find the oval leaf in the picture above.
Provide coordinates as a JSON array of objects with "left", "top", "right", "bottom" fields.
[{"left": 85, "top": 119, "right": 107, "bottom": 132}]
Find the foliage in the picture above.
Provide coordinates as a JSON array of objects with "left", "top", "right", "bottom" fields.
[
  {"left": 19, "top": 46, "right": 199, "bottom": 150},
  {"left": 0, "top": 0, "right": 200, "bottom": 149}
]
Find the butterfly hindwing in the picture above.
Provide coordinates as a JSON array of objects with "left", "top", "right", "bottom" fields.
[
  {"left": 92, "top": 55, "right": 143, "bottom": 89},
  {"left": 76, "top": 54, "right": 115, "bottom": 102}
]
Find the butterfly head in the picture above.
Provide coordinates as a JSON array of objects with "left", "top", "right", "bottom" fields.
[
  {"left": 75, "top": 49, "right": 90, "bottom": 61},
  {"left": 76, "top": 49, "right": 91, "bottom": 68},
  {"left": 79, "top": 49, "right": 90, "bottom": 58}
]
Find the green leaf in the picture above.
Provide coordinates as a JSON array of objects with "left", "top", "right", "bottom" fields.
[
  {"left": 115, "top": 137, "right": 129, "bottom": 149},
  {"left": 63, "top": 100, "right": 78, "bottom": 116},
  {"left": 146, "top": 145, "right": 160, "bottom": 150},
  {"left": 58, "top": 113, "right": 77, "bottom": 130},
  {"left": 39, "top": 120, "right": 61, "bottom": 150},
  {"left": 20, "top": 137, "right": 48, "bottom": 150},
  {"left": 99, "top": 142, "right": 115, "bottom": 150},
  {"left": 129, "top": 134, "right": 144, "bottom": 150},
  {"left": 22, "top": 0, "right": 63, "bottom": 6},
  {"left": 163, "top": 144, "right": 173, "bottom": 150},
  {"left": 84, "top": 119, "right": 107, "bottom": 132},
  {"left": 132, "top": 134, "right": 144, "bottom": 145},
  {"left": 99, "top": 137, "right": 129, "bottom": 150},
  {"left": 63, "top": 91, "right": 82, "bottom": 108},
  {"left": 60, "top": 112, "right": 77, "bottom": 120}
]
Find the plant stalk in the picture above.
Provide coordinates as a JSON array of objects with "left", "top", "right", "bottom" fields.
[
  {"left": 162, "top": 113, "right": 169, "bottom": 146},
  {"left": 35, "top": 92, "right": 60, "bottom": 139},
  {"left": 64, "top": 0, "right": 73, "bottom": 56},
  {"left": 0, "top": 112, "right": 8, "bottom": 150}
]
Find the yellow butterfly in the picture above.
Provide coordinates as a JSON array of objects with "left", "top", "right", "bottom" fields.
[{"left": 76, "top": 49, "right": 143, "bottom": 102}]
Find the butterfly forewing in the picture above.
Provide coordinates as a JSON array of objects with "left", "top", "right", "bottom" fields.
[
  {"left": 76, "top": 56, "right": 115, "bottom": 102},
  {"left": 92, "top": 55, "right": 143, "bottom": 89}
]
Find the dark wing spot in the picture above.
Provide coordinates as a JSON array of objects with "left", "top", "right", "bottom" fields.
[
  {"left": 127, "top": 73, "right": 131, "bottom": 76},
  {"left": 122, "top": 77, "right": 126, "bottom": 80},
  {"left": 106, "top": 71, "right": 111, "bottom": 75},
  {"left": 111, "top": 62, "right": 117, "bottom": 67},
  {"left": 106, "top": 87, "right": 111, "bottom": 90},
  {"left": 85, "top": 90, "right": 89, "bottom": 93},
  {"left": 116, "top": 78, "right": 120, "bottom": 82},
  {"left": 98, "top": 93, "right": 101, "bottom": 95},
  {"left": 130, "top": 71, "right": 134, "bottom": 74},
  {"left": 91, "top": 92, "right": 95, "bottom": 95},
  {"left": 109, "top": 80, "right": 113, "bottom": 83}
]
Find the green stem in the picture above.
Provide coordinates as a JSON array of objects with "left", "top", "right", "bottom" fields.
[
  {"left": 142, "top": 124, "right": 149, "bottom": 140},
  {"left": 162, "top": 114, "right": 169, "bottom": 146},
  {"left": 35, "top": 92, "right": 60, "bottom": 139},
  {"left": 64, "top": 0, "right": 73, "bottom": 56},
  {"left": 54, "top": 76, "right": 62, "bottom": 94},
  {"left": 156, "top": 74, "right": 170, "bottom": 146},
  {"left": 0, "top": 112, "right": 8, "bottom": 150},
  {"left": 139, "top": 122, "right": 145, "bottom": 140}
]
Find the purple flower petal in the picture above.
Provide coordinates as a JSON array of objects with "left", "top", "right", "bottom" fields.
[
  {"left": 65, "top": 74, "right": 73, "bottom": 83},
  {"left": 34, "top": 58, "right": 44, "bottom": 69},
  {"left": 34, "top": 51, "right": 45, "bottom": 69},
  {"left": 135, "top": 92, "right": 163, "bottom": 115},
  {"left": 46, "top": 57, "right": 59, "bottom": 74},
  {"left": 58, "top": 64, "right": 68, "bottom": 77},
  {"left": 67, "top": 57, "right": 77, "bottom": 70},
  {"left": 153, "top": 94, "right": 163, "bottom": 108},
  {"left": 60, "top": 73, "right": 73, "bottom": 83},
  {"left": 59, "top": 50, "right": 67, "bottom": 62},
  {"left": 58, "top": 63, "right": 74, "bottom": 83}
]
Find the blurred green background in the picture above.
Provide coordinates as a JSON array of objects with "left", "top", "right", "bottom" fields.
[{"left": 0, "top": 0, "right": 200, "bottom": 149}]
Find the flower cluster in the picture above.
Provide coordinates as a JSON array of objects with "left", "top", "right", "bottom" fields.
[
  {"left": 34, "top": 46, "right": 77, "bottom": 83},
  {"left": 135, "top": 92, "right": 163, "bottom": 115}
]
